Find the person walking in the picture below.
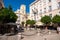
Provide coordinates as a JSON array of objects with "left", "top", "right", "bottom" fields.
[{"left": 57, "top": 26, "right": 60, "bottom": 34}]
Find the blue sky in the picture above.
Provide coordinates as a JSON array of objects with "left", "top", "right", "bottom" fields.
[{"left": 3, "top": 0, "right": 35, "bottom": 13}]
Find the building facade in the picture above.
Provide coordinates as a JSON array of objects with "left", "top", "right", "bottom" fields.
[
  {"left": 15, "top": 9, "right": 20, "bottom": 24},
  {"left": 30, "top": 0, "right": 60, "bottom": 25},
  {"left": 26, "top": 13, "right": 31, "bottom": 20},
  {"left": 0, "top": 0, "right": 4, "bottom": 8},
  {"left": 15, "top": 5, "right": 27, "bottom": 25}
]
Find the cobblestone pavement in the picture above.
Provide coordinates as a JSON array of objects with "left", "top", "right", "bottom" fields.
[
  {"left": 0, "top": 29, "right": 60, "bottom": 40},
  {"left": 20, "top": 29, "right": 60, "bottom": 40}
]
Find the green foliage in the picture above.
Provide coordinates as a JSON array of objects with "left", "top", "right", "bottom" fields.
[
  {"left": 26, "top": 20, "right": 31, "bottom": 25},
  {"left": 26, "top": 20, "right": 36, "bottom": 25},
  {"left": 41, "top": 15, "right": 51, "bottom": 24},
  {"left": 31, "top": 20, "right": 36, "bottom": 25},
  {"left": 21, "top": 21, "right": 25, "bottom": 27},
  {"left": 0, "top": 7, "right": 17, "bottom": 23},
  {"left": 52, "top": 15, "right": 60, "bottom": 24}
]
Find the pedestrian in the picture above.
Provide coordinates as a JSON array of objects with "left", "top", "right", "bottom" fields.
[{"left": 57, "top": 26, "right": 60, "bottom": 34}]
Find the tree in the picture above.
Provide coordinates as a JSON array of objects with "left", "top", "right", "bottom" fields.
[
  {"left": 0, "top": 7, "right": 18, "bottom": 23},
  {"left": 52, "top": 15, "right": 60, "bottom": 26},
  {"left": 0, "top": 6, "right": 18, "bottom": 34},
  {"left": 21, "top": 21, "right": 25, "bottom": 27},
  {"left": 41, "top": 15, "right": 51, "bottom": 29},
  {"left": 26, "top": 20, "right": 31, "bottom": 25},
  {"left": 26, "top": 20, "right": 36, "bottom": 27},
  {"left": 26, "top": 20, "right": 36, "bottom": 30},
  {"left": 26, "top": 20, "right": 36, "bottom": 26},
  {"left": 30, "top": 20, "right": 36, "bottom": 26}
]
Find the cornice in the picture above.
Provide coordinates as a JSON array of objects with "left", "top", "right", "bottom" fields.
[{"left": 30, "top": 0, "right": 40, "bottom": 6}]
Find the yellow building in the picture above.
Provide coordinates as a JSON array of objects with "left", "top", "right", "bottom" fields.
[
  {"left": 15, "top": 4, "right": 27, "bottom": 26},
  {"left": 20, "top": 5, "right": 27, "bottom": 24}
]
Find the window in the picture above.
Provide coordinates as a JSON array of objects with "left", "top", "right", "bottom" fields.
[
  {"left": 49, "top": 14, "right": 52, "bottom": 18},
  {"left": 17, "top": 20, "right": 20, "bottom": 22},
  {"left": 44, "top": 8, "right": 46, "bottom": 13},
  {"left": 49, "top": 6, "right": 52, "bottom": 12},
  {"left": 37, "top": 17, "right": 39, "bottom": 19},
  {"left": 40, "top": 4, "right": 41, "bottom": 5},
  {"left": 31, "top": 15, "right": 33, "bottom": 17},
  {"left": 44, "top": 0, "right": 46, "bottom": 3},
  {"left": 22, "top": 17, "right": 24, "bottom": 19},
  {"left": 59, "top": 11, "right": 60, "bottom": 14},
  {"left": 40, "top": 9, "right": 42, "bottom": 13},
  {"left": 58, "top": 2, "right": 60, "bottom": 9},
  {"left": 32, "top": 9, "right": 34, "bottom": 13},
  {"left": 49, "top": 0, "right": 51, "bottom": 2}
]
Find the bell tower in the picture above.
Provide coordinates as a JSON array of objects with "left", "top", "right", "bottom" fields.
[{"left": 20, "top": 4, "right": 26, "bottom": 14}]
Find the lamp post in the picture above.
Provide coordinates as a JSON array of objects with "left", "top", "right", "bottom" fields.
[
  {"left": 32, "top": 8, "right": 38, "bottom": 30},
  {"left": 34, "top": 12, "right": 37, "bottom": 30},
  {"left": 17, "top": 13, "right": 23, "bottom": 40},
  {"left": 24, "top": 13, "right": 27, "bottom": 28}
]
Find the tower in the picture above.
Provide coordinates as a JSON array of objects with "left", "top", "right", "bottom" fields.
[{"left": 20, "top": 4, "right": 26, "bottom": 14}]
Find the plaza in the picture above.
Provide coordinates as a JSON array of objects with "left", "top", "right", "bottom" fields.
[
  {"left": 0, "top": 29, "right": 60, "bottom": 40},
  {"left": 0, "top": 0, "right": 60, "bottom": 40}
]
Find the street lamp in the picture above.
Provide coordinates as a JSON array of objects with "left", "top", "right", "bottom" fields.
[
  {"left": 34, "top": 12, "right": 37, "bottom": 30},
  {"left": 32, "top": 8, "right": 38, "bottom": 30},
  {"left": 17, "top": 13, "right": 24, "bottom": 40}
]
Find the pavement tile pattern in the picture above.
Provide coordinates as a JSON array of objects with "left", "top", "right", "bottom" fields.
[{"left": 0, "top": 29, "right": 60, "bottom": 40}]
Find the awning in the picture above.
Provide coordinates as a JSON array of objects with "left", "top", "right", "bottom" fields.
[{"left": 35, "top": 22, "right": 43, "bottom": 26}]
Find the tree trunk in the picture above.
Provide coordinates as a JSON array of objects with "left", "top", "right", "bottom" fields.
[
  {"left": 25, "top": 24, "right": 27, "bottom": 30},
  {"left": 29, "top": 25, "right": 31, "bottom": 31},
  {"left": 45, "top": 26, "right": 48, "bottom": 30},
  {"left": 45, "top": 24, "right": 48, "bottom": 30}
]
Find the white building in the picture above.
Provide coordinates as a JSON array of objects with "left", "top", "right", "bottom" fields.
[{"left": 30, "top": 0, "right": 60, "bottom": 25}]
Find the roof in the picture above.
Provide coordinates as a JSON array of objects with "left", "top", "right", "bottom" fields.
[{"left": 30, "top": 0, "right": 40, "bottom": 6}]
